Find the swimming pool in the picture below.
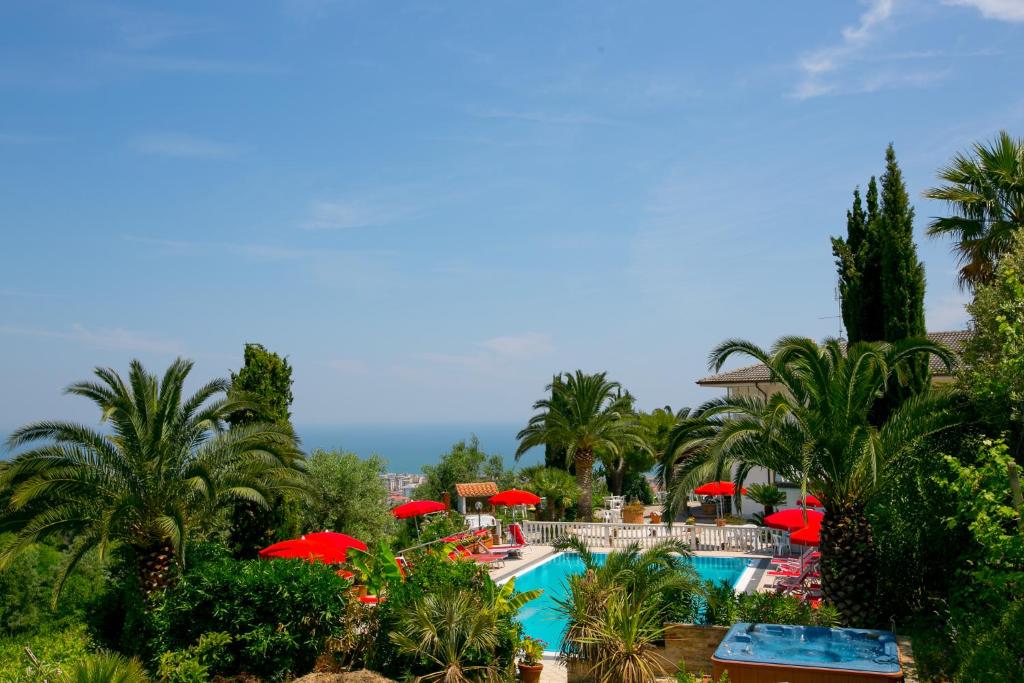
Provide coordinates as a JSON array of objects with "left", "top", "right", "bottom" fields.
[{"left": 510, "top": 553, "right": 752, "bottom": 649}]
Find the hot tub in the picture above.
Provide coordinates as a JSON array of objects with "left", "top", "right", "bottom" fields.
[{"left": 711, "top": 623, "right": 903, "bottom": 683}]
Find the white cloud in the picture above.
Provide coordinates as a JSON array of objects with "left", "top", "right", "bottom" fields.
[
  {"left": 0, "top": 324, "right": 183, "bottom": 354},
  {"left": 417, "top": 333, "right": 554, "bottom": 375},
  {"left": 927, "top": 292, "right": 972, "bottom": 330},
  {"left": 943, "top": 0, "right": 1024, "bottom": 22},
  {"left": 480, "top": 332, "right": 553, "bottom": 359},
  {"left": 792, "top": 0, "right": 904, "bottom": 99},
  {"left": 301, "top": 200, "right": 396, "bottom": 230},
  {"left": 132, "top": 132, "right": 240, "bottom": 159},
  {"left": 326, "top": 359, "right": 368, "bottom": 374}
]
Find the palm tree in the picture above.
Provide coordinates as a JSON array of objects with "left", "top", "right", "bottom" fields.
[
  {"left": 925, "top": 130, "right": 1024, "bottom": 289},
  {"left": 664, "top": 337, "right": 959, "bottom": 626},
  {"left": 552, "top": 537, "right": 700, "bottom": 674},
  {"left": 657, "top": 407, "right": 719, "bottom": 521},
  {"left": 519, "top": 466, "right": 579, "bottom": 521},
  {"left": 746, "top": 483, "right": 787, "bottom": 517},
  {"left": 0, "top": 359, "right": 305, "bottom": 601},
  {"left": 389, "top": 589, "right": 502, "bottom": 683},
  {"left": 516, "top": 372, "right": 645, "bottom": 521},
  {"left": 59, "top": 652, "right": 150, "bottom": 683}
]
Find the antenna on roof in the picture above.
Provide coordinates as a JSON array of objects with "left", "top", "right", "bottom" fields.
[{"left": 818, "top": 285, "right": 845, "bottom": 340}]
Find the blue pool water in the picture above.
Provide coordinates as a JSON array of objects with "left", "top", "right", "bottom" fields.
[
  {"left": 511, "top": 553, "right": 749, "bottom": 650},
  {"left": 714, "top": 623, "right": 901, "bottom": 674}
]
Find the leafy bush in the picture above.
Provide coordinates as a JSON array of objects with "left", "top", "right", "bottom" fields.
[
  {"left": 0, "top": 624, "right": 92, "bottom": 683},
  {"left": 162, "top": 558, "right": 351, "bottom": 681},
  {"left": 698, "top": 581, "right": 839, "bottom": 627},
  {"left": 0, "top": 536, "right": 105, "bottom": 637},
  {"left": 371, "top": 548, "right": 522, "bottom": 679},
  {"left": 299, "top": 450, "right": 397, "bottom": 547},
  {"left": 157, "top": 632, "right": 232, "bottom": 683},
  {"left": 58, "top": 652, "right": 149, "bottom": 683}
]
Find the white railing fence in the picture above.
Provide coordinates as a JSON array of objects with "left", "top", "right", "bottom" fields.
[{"left": 521, "top": 520, "right": 781, "bottom": 554}]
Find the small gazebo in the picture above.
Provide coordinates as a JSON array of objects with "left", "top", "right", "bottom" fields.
[{"left": 455, "top": 481, "right": 498, "bottom": 514}]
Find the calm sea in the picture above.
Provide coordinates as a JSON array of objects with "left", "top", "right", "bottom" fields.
[
  {"left": 298, "top": 423, "right": 541, "bottom": 473},
  {"left": 0, "top": 423, "right": 541, "bottom": 474}
]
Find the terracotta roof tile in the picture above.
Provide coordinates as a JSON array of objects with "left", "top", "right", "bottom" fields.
[
  {"left": 696, "top": 330, "right": 972, "bottom": 386},
  {"left": 455, "top": 482, "right": 498, "bottom": 497}
]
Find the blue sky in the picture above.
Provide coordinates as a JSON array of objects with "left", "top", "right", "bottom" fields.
[{"left": 2, "top": 0, "right": 1023, "bottom": 430}]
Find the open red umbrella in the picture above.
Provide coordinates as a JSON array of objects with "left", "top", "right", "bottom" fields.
[
  {"left": 764, "top": 508, "right": 824, "bottom": 532},
  {"left": 798, "top": 494, "right": 823, "bottom": 507},
  {"left": 391, "top": 500, "right": 446, "bottom": 519},
  {"left": 694, "top": 481, "right": 747, "bottom": 496},
  {"left": 259, "top": 537, "right": 350, "bottom": 564},
  {"left": 790, "top": 525, "right": 820, "bottom": 547},
  {"left": 490, "top": 489, "right": 541, "bottom": 506},
  {"left": 303, "top": 531, "right": 368, "bottom": 554},
  {"left": 694, "top": 481, "right": 748, "bottom": 519},
  {"left": 392, "top": 499, "right": 446, "bottom": 539}
]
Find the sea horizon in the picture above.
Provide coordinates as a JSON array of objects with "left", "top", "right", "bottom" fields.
[{"left": 1, "top": 422, "right": 543, "bottom": 474}]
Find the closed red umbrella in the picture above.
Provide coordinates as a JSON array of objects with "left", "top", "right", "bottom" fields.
[
  {"left": 764, "top": 508, "right": 824, "bottom": 532},
  {"left": 798, "top": 494, "right": 823, "bottom": 507},
  {"left": 303, "top": 531, "right": 368, "bottom": 554},
  {"left": 790, "top": 525, "right": 821, "bottom": 547},
  {"left": 259, "top": 537, "right": 350, "bottom": 564},
  {"left": 391, "top": 500, "right": 446, "bottom": 519},
  {"left": 694, "top": 481, "right": 747, "bottom": 496},
  {"left": 490, "top": 489, "right": 542, "bottom": 506}
]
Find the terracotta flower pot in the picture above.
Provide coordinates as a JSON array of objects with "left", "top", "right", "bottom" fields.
[{"left": 518, "top": 662, "right": 543, "bottom": 683}]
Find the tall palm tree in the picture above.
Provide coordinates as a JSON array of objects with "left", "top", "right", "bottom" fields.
[
  {"left": 0, "top": 359, "right": 305, "bottom": 600},
  {"left": 516, "top": 372, "right": 645, "bottom": 521},
  {"left": 664, "top": 337, "right": 958, "bottom": 626},
  {"left": 925, "top": 130, "right": 1024, "bottom": 289}
]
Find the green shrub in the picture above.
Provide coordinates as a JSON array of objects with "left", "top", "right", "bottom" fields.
[
  {"left": 0, "top": 536, "right": 105, "bottom": 637},
  {"left": 0, "top": 624, "right": 92, "bottom": 683},
  {"left": 163, "top": 558, "right": 350, "bottom": 681},
  {"left": 58, "top": 652, "right": 149, "bottom": 683},
  {"left": 698, "top": 581, "right": 840, "bottom": 628},
  {"left": 371, "top": 549, "right": 520, "bottom": 679},
  {"left": 156, "top": 632, "right": 232, "bottom": 683}
]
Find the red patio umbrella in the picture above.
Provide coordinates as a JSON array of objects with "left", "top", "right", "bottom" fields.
[
  {"left": 798, "top": 494, "right": 823, "bottom": 507},
  {"left": 764, "top": 508, "right": 824, "bottom": 532},
  {"left": 694, "top": 481, "right": 747, "bottom": 496},
  {"left": 790, "top": 525, "right": 820, "bottom": 547},
  {"left": 391, "top": 500, "right": 446, "bottom": 519},
  {"left": 694, "top": 481, "right": 748, "bottom": 519},
  {"left": 490, "top": 489, "right": 541, "bottom": 506},
  {"left": 303, "top": 531, "right": 368, "bottom": 554},
  {"left": 392, "top": 499, "right": 446, "bottom": 539},
  {"left": 258, "top": 537, "right": 350, "bottom": 564}
]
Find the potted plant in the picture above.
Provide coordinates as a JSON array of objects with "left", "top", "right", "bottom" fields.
[
  {"left": 517, "top": 635, "right": 545, "bottom": 682},
  {"left": 622, "top": 501, "right": 645, "bottom": 524}
]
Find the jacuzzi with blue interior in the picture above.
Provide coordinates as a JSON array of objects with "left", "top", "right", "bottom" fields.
[{"left": 712, "top": 622, "right": 903, "bottom": 682}]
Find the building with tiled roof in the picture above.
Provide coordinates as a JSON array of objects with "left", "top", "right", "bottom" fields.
[
  {"left": 691, "top": 330, "right": 973, "bottom": 517},
  {"left": 696, "top": 330, "right": 972, "bottom": 388},
  {"left": 454, "top": 481, "right": 499, "bottom": 514}
]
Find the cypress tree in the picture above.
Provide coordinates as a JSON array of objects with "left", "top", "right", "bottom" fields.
[
  {"left": 833, "top": 146, "right": 925, "bottom": 347},
  {"left": 878, "top": 144, "right": 927, "bottom": 343}
]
